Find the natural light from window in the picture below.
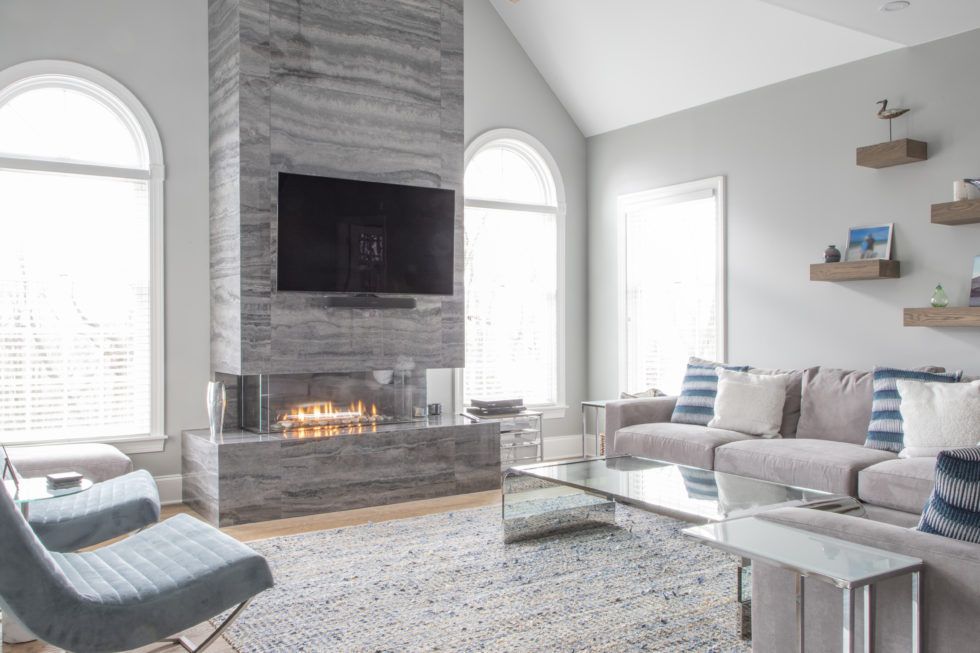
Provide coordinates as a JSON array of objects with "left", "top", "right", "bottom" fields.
[
  {"left": 462, "top": 134, "right": 562, "bottom": 408},
  {"left": 621, "top": 179, "right": 724, "bottom": 396},
  {"left": 0, "top": 73, "right": 158, "bottom": 443}
]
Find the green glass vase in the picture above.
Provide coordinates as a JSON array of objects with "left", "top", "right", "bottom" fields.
[{"left": 931, "top": 284, "right": 950, "bottom": 308}]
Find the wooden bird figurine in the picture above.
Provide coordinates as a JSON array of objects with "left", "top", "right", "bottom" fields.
[{"left": 877, "top": 99, "right": 909, "bottom": 120}]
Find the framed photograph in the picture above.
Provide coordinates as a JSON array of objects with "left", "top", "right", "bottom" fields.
[
  {"left": 845, "top": 223, "right": 893, "bottom": 261},
  {"left": 971, "top": 255, "right": 980, "bottom": 308}
]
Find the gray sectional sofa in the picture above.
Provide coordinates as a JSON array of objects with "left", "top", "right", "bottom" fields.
[
  {"left": 606, "top": 365, "right": 976, "bottom": 651},
  {"left": 605, "top": 367, "right": 937, "bottom": 527}
]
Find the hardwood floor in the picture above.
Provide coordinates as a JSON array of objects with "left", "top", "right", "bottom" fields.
[{"left": 4, "top": 490, "right": 501, "bottom": 653}]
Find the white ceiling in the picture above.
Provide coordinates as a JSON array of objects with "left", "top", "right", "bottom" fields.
[{"left": 489, "top": 0, "right": 980, "bottom": 137}]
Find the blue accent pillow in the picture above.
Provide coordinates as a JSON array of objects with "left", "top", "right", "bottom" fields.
[
  {"left": 865, "top": 367, "right": 962, "bottom": 453},
  {"left": 918, "top": 447, "right": 980, "bottom": 543},
  {"left": 670, "top": 358, "right": 750, "bottom": 427}
]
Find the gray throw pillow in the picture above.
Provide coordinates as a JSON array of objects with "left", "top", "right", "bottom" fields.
[{"left": 749, "top": 366, "right": 819, "bottom": 438}]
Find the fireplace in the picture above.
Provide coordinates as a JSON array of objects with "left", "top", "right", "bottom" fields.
[{"left": 233, "top": 370, "right": 427, "bottom": 435}]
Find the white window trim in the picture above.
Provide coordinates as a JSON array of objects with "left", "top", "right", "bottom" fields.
[
  {"left": 616, "top": 176, "right": 727, "bottom": 396},
  {"left": 0, "top": 60, "right": 167, "bottom": 452},
  {"left": 455, "top": 128, "right": 567, "bottom": 420}
]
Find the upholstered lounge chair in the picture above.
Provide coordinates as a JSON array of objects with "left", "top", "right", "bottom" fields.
[
  {"left": 26, "top": 469, "right": 161, "bottom": 551},
  {"left": 0, "top": 482, "right": 274, "bottom": 653}
]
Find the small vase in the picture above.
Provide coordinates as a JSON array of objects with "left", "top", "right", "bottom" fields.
[
  {"left": 931, "top": 284, "right": 950, "bottom": 308},
  {"left": 823, "top": 245, "right": 841, "bottom": 263},
  {"left": 207, "top": 381, "right": 227, "bottom": 442}
]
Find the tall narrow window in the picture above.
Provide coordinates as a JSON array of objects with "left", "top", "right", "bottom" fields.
[
  {"left": 0, "top": 62, "right": 164, "bottom": 444},
  {"left": 461, "top": 130, "right": 564, "bottom": 410},
  {"left": 619, "top": 177, "right": 725, "bottom": 396}
]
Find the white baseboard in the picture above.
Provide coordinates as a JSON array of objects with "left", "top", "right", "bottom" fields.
[
  {"left": 544, "top": 433, "right": 594, "bottom": 460},
  {"left": 154, "top": 473, "right": 183, "bottom": 505}
]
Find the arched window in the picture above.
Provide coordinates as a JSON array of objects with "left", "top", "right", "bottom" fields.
[
  {"left": 0, "top": 61, "right": 164, "bottom": 445},
  {"left": 460, "top": 129, "right": 565, "bottom": 417}
]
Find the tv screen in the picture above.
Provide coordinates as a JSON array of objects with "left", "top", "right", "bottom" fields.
[{"left": 276, "top": 172, "right": 455, "bottom": 295}]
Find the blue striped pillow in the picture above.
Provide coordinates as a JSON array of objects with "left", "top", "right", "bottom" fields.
[
  {"left": 670, "top": 358, "right": 750, "bottom": 426},
  {"left": 865, "top": 367, "right": 962, "bottom": 453},
  {"left": 918, "top": 447, "right": 980, "bottom": 543}
]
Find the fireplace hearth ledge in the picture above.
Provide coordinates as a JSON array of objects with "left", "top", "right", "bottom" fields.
[{"left": 181, "top": 416, "right": 501, "bottom": 527}]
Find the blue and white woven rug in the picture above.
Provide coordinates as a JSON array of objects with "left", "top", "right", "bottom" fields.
[{"left": 222, "top": 505, "right": 749, "bottom": 652}]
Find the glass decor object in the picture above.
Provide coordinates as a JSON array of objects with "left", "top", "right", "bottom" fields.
[
  {"left": 931, "top": 284, "right": 950, "bottom": 308},
  {"left": 206, "top": 381, "right": 227, "bottom": 441}
]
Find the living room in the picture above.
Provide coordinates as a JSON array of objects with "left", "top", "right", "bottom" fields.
[{"left": 1, "top": 0, "right": 979, "bottom": 651}]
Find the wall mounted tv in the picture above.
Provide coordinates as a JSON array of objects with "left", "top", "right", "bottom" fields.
[{"left": 276, "top": 172, "right": 455, "bottom": 295}]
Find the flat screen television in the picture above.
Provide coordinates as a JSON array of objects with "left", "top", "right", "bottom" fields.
[{"left": 276, "top": 172, "right": 455, "bottom": 295}]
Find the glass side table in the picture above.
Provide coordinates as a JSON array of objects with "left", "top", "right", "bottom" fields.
[
  {"left": 4, "top": 476, "right": 93, "bottom": 518},
  {"left": 581, "top": 400, "right": 610, "bottom": 458},
  {"left": 684, "top": 516, "right": 923, "bottom": 653},
  {"left": 461, "top": 410, "right": 544, "bottom": 465}
]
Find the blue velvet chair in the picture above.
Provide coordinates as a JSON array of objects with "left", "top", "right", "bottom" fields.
[
  {"left": 0, "top": 481, "right": 274, "bottom": 653},
  {"left": 26, "top": 469, "right": 161, "bottom": 551}
]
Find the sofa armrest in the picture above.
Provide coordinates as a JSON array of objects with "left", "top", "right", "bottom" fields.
[
  {"left": 604, "top": 397, "right": 677, "bottom": 454},
  {"left": 750, "top": 508, "right": 980, "bottom": 653}
]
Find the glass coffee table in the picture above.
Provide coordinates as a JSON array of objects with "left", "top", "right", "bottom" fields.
[{"left": 502, "top": 455, "right": 865, "bottom": 638}]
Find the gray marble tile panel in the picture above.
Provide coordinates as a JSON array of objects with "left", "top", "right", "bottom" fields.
[
  {"left": 279, "top": 427, "right": 456, "bottom": 516},
  {"left": 211, "top": 274, "right": 242, "bottom": 375},
  {"left": 239, "top": 0, "right": 271, "bottom": 78},
  {"left": 181, "top": 432, "right": 221, "bottom": 526},
  {"left": 269, "top": 81, "right": 442, "bottom": 187},
  {"left": 453, "top": 422, "right": 501, "bottom": 494},
  {"left": 269, "top": 0, "right": 441, "bottom": 107},
  {"left": 269, "top": 296, "right": 384, "bottom": 374},
  {"left": 218, "top": 439, "right": 282, "bottom": 526},
  {"left": 380, "top": 299, "right": 442, "bottom": 369}
]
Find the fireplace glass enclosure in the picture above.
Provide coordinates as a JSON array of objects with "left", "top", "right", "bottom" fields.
[{"left": 238, "top": 370, "right": 427, "bottom": 434}]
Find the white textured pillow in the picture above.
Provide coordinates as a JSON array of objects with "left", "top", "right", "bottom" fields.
[
  {"left": 708, "top": 369, "right": 791, "bottom": 438},
  {"left": 897, "top": 380, "right": 980, "bottom": 450}
]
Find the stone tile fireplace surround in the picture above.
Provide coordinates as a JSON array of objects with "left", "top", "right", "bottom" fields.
[{"left": 186, "top": 0, "right": 498, "bottom": 525}]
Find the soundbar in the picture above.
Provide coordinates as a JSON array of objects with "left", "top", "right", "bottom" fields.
[{"left": 324, "top": 295, "right": 417, "bottom": 309}]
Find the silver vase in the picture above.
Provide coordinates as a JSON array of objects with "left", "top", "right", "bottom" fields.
[{"left": 207, "top": 381, "right": 227, "bottom": 442}]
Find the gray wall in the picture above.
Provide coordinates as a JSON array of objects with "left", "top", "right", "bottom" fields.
[
  {"left": 438, "top": 0, "right": 588, "bottom": 439},
  {"left": 588, "top": 29, "right": 980, "bottom": 399},
  {"left": 0, "top": 0, "right": 210, "bottom": 478}
]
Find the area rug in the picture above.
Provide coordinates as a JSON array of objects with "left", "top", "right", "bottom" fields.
[{"left": 221, "top": 505, "right": 749, "bottom": 652}]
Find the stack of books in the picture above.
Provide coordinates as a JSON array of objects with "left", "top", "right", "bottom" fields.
[
  {"left": 46, "top": 471, "right": 83, "bottom": 490},
  {"left": 469, "top": 398, "right": 525, "bottom": 416}
]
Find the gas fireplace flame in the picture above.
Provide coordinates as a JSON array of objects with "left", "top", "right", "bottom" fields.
[{"left": 275, "top": 399, "right": 385, "bottom": 431}]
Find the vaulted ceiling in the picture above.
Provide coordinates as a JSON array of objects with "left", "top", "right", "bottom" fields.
[{"left": 489, "top": 0, "right": 980, "bottom": 136}]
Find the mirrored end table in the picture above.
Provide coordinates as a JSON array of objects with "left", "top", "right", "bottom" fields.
[{"left": 684, "top": 516, "right": 923, "bottom": 653}]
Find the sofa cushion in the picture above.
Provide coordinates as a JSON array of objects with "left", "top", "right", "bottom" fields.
[
  {"left": 714, "top": 438, "right": 896, "bottom": 496},
  {"left": 670, "top": 357, "right": 750, "bottom": 426},
  {"left": 796, "top": 368, "right": 875, "bottom": 445},
  {"left": 858, "top": 457, "right": 936, "bottom": 515},
  {"left": 612, "top": 422, "right": 754, "bottom": 470}
]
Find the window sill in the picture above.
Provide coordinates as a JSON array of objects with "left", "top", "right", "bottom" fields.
[{"left": 3, "top": 433, "right": 168, "bottom": 455}]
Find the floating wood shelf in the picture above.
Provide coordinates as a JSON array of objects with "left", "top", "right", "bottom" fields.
[
  {"left": 856, "top": 138, "right": 928, "bottom": 169},
  {"left": 931, "top": 199, "right": 980, "bottom": 225},
  {"left": 810, "top": 259, "right": 900, "bottom": 281},
  {"left": 904, "top": 307, "right": 980, "bottom": 327}
]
